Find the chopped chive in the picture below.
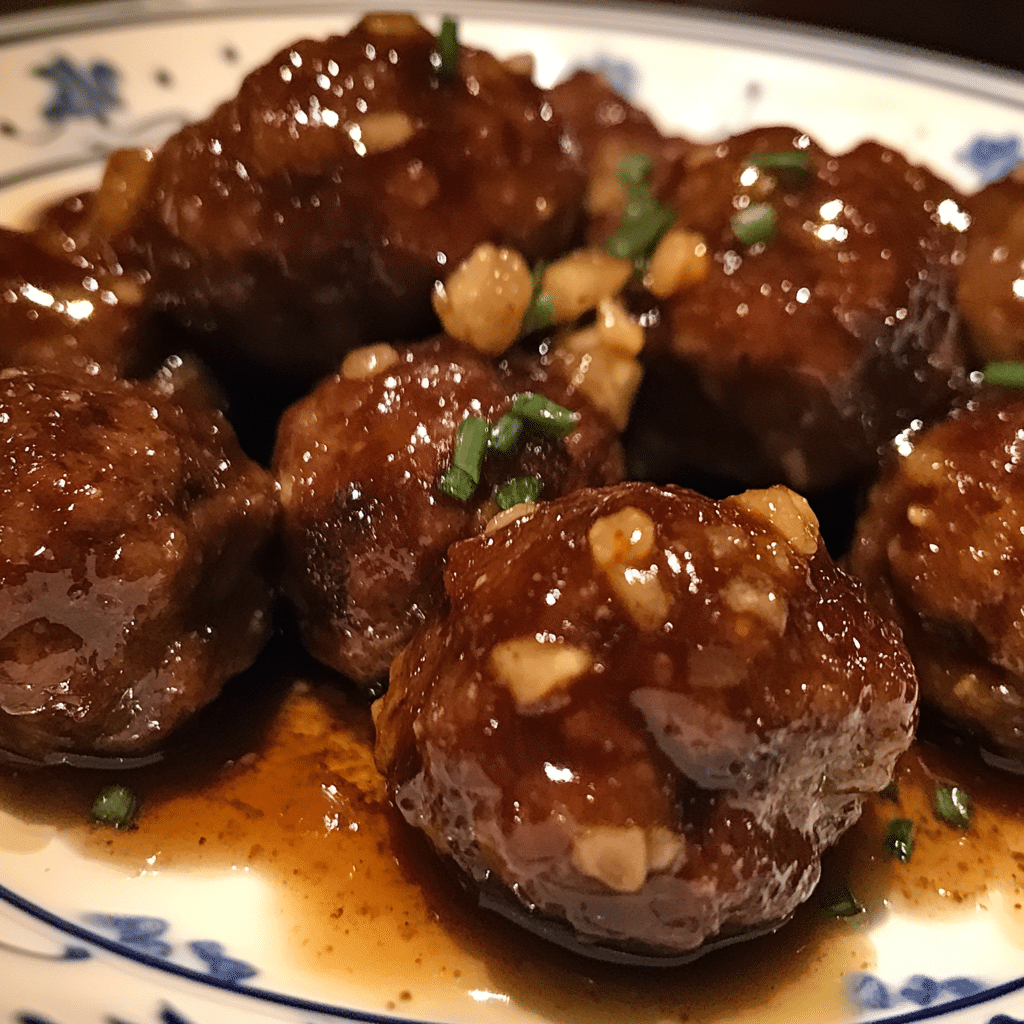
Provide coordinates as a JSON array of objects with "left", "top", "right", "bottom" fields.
[
  {"left": 438, "top": 465, "right": 476, "bottom": 501},
  {"left": 435, "top": 14, "right": 459, "bottom": 79},
  {"left": 509, "top": 392, "right": 581, "bottom": 437},
  {"left": 934, "top": 785, "right": 973, "bottom": 829},
  {"left": 731, "top": 202, "right": 777, "bottom": 246},
  {"left": 878, "top": 780, "right": 900, "bottom": 803},
  {"left": 747, "top": 150, "right": 813, "bottom": 188},
  {"left": 983, "top": 361, "right": 1024, "bottom": 390},
  {"left": 451, "top": 416, "right": 488, "bottom": 483},
  {"left": 91, "top": 783, "right": 138, "bottom": 829},
  {"left": 819, "top": 884, "right": 865, "bottom": 918},
  {"left": 488, "top": 414, "right": 524, "bottom": 456},
  {"left": 883, "top": 818, "right": 915, "bottom": 863},
  {"left": 520, "top": 261, "right": 556, "bottom": 336},
  {"left": 605, "top": 151, "right": 676, "bottom": 261},
  {"left": 495, "top": 475, "right": 543, "bottom": 510}
]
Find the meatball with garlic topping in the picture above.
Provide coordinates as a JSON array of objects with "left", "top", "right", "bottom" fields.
[
  {"left": 849, "top": 391, "right": 1024, "bottom": 760},
  {"left": 374, "top": 481, "right": 917, "bottom": 960},
  {"left": 0, "top": 367, "right": 278, "bottom": 762},
  {"left": 273, "top": 335, "right": 623, "bottom": 689}
]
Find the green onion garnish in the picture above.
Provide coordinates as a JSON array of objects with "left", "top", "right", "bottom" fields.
[
  {"left": 91, "top": 783, "right": 138, "bottom": 829},
  {"left": 438, "top": 465, "right": 476, "bottom": 501},
  {"left": 934, "top": 785, "right": 973, "bottom": 829},
  {"left": 434, "top": 15, "right": 459, "bottom": 79},
  {"left": 606, "top": 151, "right": 676, "bottom": 261},
  {"left": 520, "top": 261, "right": 556, "bottom": 337},
  {"left": 488, "top": 414, "right": 524, "bottom": 456},
  {"left": 883, "top": 818, "right": 915, "bottom": 863},
  {"left": 983, "top": 361, "right": 1024, "bottom": 390},
  {"left": 878, "top": 781, "right": 900, "bottom": 803},
  {"left": 731, "top": 202, "right": 777, "bottom": 246},
  {"left": 747, "top": 150, "right": 813, "bottom": 188},
  {"left": 451, "top": 415, "right": 488, "bottom": 483},
  {"left": 509, "top": 392, "right": 580, "bottom": 437},
  {"left": 819, "top": 884, "right": 865, "bottom": 918},
  {"left": 495, "top": 475, "right": 543, "bottom": 510}
]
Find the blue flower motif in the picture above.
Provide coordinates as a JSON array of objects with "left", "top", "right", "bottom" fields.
[
  {"left": 35, "top": 56, "right": 121, "bottom": 125},
  {"left": 566, "top": 52, "right": 640, "bottom": 100},
  {"left": 959, "top": 134, "right": 1023, "bottom": 185},
  {"left": 849, "top": 971, "right": 989, "bottom": 1013},
  {"left": 848, "top": 972, "right": 892, "bottom": 1010},
  {"left": 83, "top": 912, "right": 172, "bottom": 958},
  {"left": 189, "top": 939, "right": 257, "bottom": 983}
]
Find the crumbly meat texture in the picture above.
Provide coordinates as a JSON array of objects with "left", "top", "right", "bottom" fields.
[
  {"left": 374, "top": 481, "right": 917, "bottom": 959},
  {"left": 107, "top": 14, "right": 586, "bottom": 381},
  {"left": 0, "top": 368, "right": 278, "bottom": 761},
  {"left": 627, "top": 126, "right": 973, "bottom": 491},
  {"left": 273, "top": 335, "right": 624, "bottom": 689},
  {"left": 849, "top": 391, "right": 1024, "bottom": 758}
]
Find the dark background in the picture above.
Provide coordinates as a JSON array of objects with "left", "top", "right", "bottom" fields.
[{"left": 3, "top": 0, "right": 1023, "bottom": 76}]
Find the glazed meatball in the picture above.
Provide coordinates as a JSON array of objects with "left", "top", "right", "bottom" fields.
[
  {"left": 849, "top": 391, "right": 1024, "bottom": 759},
  {"left": 0, "top": 367, "right": 278, "bottom": 762},
  {"left": 109, "top": 14, "right": 585, "bottom": 381},
  {"left": 273, "top": 336, "right": 623, "bottom": 689},
  {"left": 957, "top": 164, "right": 1024, "bottom": 362},
  {"left": 627, "top": 127, "right": 973, "bottom": 491},
  {"left": 374, "top": 482, "right": 917, "bottom": 960}
]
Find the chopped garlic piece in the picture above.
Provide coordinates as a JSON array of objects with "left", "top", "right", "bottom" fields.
[
  {"left": 726, "top": 485, "right": 820, "bottom": 557},
  {"left": 489, "top": 636, "right": 593, "bottom": 706},
  {"left": 341, "top": 343, "right": 400, "bottom": 380},
  {"left": 572, "top": 825, "right": 648, "bottom": 892}
]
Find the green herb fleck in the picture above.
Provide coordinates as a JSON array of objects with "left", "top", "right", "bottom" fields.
[
  {"left": 878, "top": 780, "right": 900, "bottom": 803},
  {"left": 520, "top": 261, "right": 556, "bottom": 337},
  {"left": 438, "top": 465, "right": 476, "bottom": 502},
  {"left": 934, "top": 785, "right": 973, "bottom": 829},
  {"left": 434, "top": 15, "right": 459, "bottom": 79},
  {"left": 819, "top": 884, "right": 865, "bottom": 918},
  {"left": 983, "top": 361, "right": 1024, "bottom": 390},
  {"left": 731, "top": 202, "right": 777, "bottom": 246},
  {"left": 488, "top": 414, "right": 524, "bottom": 456},
  {"left": 747, "top": 149, "right": 813, "bottom": 188},
  {"left": 606, "top": 151, "right": 676, "bottom": 261},
  {"left": 509, "top": 392, "right": 580, "bottom": 437},
  {"left": 91, "top": 783, "right": 138, "bottom": 829},
  {"left": 495, "top": 475, "right": 544, "bottom": 510},
  {"left": 883, "top": 818, "right": 915, "bottom": 864},
  {"left": 451, "top": 416, "right": 488, "bottom": 483}
]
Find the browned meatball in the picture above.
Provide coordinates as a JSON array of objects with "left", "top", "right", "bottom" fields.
[
  {"left": 109, "top": 14, "right": 585, "bottom": 381},
  {"left": 0, "top": 225, "right": 143, "bottom": 378},
  {"left": 849, "top": 391, "right": 1024, "bottom": 759},
  {"left": 273, "top": 336, "right": 623, "bottom": 689},
  {"left": 0, "top": 368, "right": 278, "bottom": 762},
  {"left": 628, "top": 127, "right": 973, "bottom": 492},
  {"left": 958, "top": 165, "right": 1024, "bottom": 363},
  {"left": 374, "top": 482, "right": 917, "bottom": 960}
]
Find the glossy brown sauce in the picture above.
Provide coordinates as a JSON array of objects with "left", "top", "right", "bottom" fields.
[{"left": 1, "top": 634, "right": 1023, "bottom": 1022}]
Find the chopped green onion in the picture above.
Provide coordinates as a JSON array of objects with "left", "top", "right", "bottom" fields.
[
  {"left": 495, "top": 475, "right": 543, "bottom": 510},
  {"left": 520, "top": 261, "right": 556, "bottom": 336},
  {"left": 438, "top": 465, "right": 476, "bottom": 501},
  {"left": 488, "top": 414, "right": 524, "bottom": 456},
  {"left": 934, "top": 785, "right": 973, "bottom": 829},
  {"left": 91, "top": 783, "right": 138, "bottom": 829},
  {"left": 747, "top": 150, "right": 813, "bottom": 188},
  {"left": 509, "top": 392, "right": 581, "bottom": 437},
  {"left": 983, "top": 361, "right": 1024, "bottom": 390},
  {"left": 819, "top": 884, "right": 865, "bottom": 918},
  {"left": 883, "top": 818, "right": 915, "bottom": 863},
  {"left": 606, "top": 151, "right": 676, "bottom": 261},
  {"left": 878, "top": 780, "right": 900, "bottom": 803},
  {"left": 451, "top": 416, "right": 488, "bottom": 483},
  {"left": 731, "top": 202, "right": 777, "bottom": 246},
  {"left": 434, "top": 15, "right": 459, "bottom": 79}
]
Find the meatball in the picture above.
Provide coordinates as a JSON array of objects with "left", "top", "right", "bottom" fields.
[
  {"left": 374, "top": 482, "right": 917, "bottom": 960},
  {"left": 848, "top": 390, "right": 1024, "bottom": 759},
  {"left": 627, "top": 127, "right": 973, "bottom": 492},
  {"left": 0, "top": 367, "right": 278, "bottom": 762},
  {"left": 273, "top": 336, "right": 623, "bottom": 689},
  {"left": 957, "top": 164, "right": 1024, "bottom": 363},
  {"left": 110, "top": 14, "right": 585, "bottom": 381}
]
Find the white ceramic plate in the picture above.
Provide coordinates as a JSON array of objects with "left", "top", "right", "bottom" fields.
[{"left": 2, "top": 3, "right": 1024, "bottom": 1023}]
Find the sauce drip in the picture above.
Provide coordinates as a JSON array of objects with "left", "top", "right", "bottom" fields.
[{"left": 1, "top": 636, "right": 1022, "bottom": 1023}]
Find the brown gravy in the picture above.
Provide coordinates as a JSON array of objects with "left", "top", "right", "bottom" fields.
[{"left": 1, "top": 635, "right": 1023, "bottom": 1023}]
